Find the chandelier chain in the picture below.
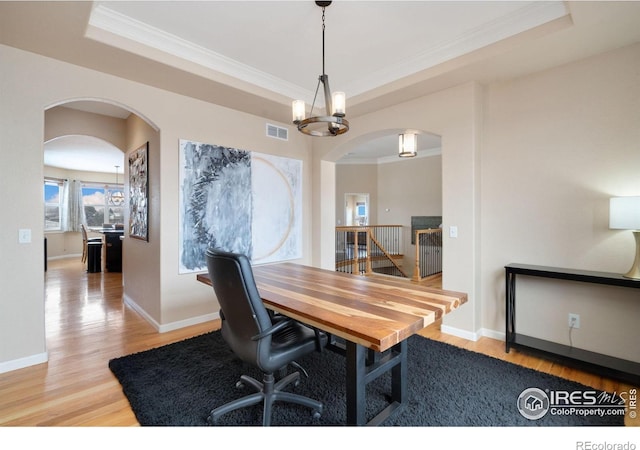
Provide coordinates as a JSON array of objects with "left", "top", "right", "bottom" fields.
[
  {"left": 310, "top": 5, "right": 327, "bottom": 117},
  {"left": 322, "top": 6, "right": 326, "bottom": 75}
]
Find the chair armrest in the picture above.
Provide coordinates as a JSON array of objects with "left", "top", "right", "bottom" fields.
[
  {"left": 251, "top": 318, "right": 294, "bottom": 341},
  {"left": 251, "top": 316, "right": 327, "bottom": 352}
]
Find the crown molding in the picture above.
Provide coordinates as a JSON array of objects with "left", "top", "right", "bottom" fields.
[
  {"left": 86, "top": 4, "right": 311, "bottom": 102},
  {"left": 87, "top": 2, "right": 567, "bottom": 105}
]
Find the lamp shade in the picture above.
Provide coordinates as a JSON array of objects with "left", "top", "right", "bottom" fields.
[
  {"left": 332, "top": 92, "right": 346, "bottom": 116},
  {"left": 398, "top": 133, "right": 417, "bottom": 158},
  {"left": 292, "top": 100, "right": 306, "bottom": 123},
  {"left": 610, "top": 196, "right": 640, "bottom": 230}
]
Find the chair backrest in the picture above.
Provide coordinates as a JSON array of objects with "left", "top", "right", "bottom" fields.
[
  {"left": 80, "top": 224, "right": 88, "bottom": 242},
  {"left": 205, "top": 248, "right": 273, "bottom": 365}
]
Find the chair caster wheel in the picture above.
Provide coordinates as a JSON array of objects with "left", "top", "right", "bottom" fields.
[
  {"left": 235, "top": 380, "right": 244, "bottom": 389},
  {"left": 312, "top": 410, "right": 322, "bottom": 420}
]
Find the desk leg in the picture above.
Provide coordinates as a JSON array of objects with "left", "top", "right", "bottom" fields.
[
  {"left": 345, "top": 340, "right": 407, "bottom": 426},
  {"left": 346, "top": 341, "right": 367, "bottom": 426},
  {"left": 391, "top": 340, "right": 408, "bottom": 406}
]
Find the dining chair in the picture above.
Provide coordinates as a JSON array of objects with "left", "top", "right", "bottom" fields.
[{"left": 80, "top": 224, "right": 101, "bottom": 263}]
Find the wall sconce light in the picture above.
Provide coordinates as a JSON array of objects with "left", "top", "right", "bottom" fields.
[
  {"left": 398, "top": 133, "right": 417, "bottom": 158},
  {"left": 609, "top": 196, "right": 640, "bottom": 279}
]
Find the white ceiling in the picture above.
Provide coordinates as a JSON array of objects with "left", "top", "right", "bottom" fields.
[
  {"left": 3, "top": 1, "right": 640, "bottom": 167},
  {"left": 44, "top": 134, "right": 125, "bottom": 174},
  {"left": 86, "top": 1, "right": 568, "bottom": 104}
]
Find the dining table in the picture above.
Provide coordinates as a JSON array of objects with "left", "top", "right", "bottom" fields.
[{"left": 197, "top": 262, "right": 467, "bottom": 425}]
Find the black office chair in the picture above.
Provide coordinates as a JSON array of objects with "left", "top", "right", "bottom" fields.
[{"left": 205, "top": 248, "right": 327, "bottom": 426}]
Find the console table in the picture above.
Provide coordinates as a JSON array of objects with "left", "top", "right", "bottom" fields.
[{"left": 505, "top": 263, "right": 640, "bottom": 386}]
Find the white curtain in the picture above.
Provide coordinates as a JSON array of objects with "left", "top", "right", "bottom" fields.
[{"left": 62, "top": 180, "right": 85, "bottom": 232}]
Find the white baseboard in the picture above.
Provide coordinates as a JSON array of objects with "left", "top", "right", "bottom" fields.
[
  {"left": 440, "top": 325, "right": 505, "bottom": 343},
  {"left": 157, "top": 312, "right": 220, "bottom": 333},
  {"left": 123, "top": 293, "right": 219, "bottom": 333},
  {"left": 479, "top": 328, "right": 505, "bottom": 341},
  {"left": 47, "top": 254, "right": 82, "bottom": 261},
  {"left": 0, "top": 351, "right": 48, "bottom": 374},
  {"left": 440, "top": 324, "right": 481, "bottom": 341}
]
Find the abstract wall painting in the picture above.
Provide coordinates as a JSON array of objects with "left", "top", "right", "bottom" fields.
[
  {"left": 128, "top": 142, "right": 149, "bottom": 241},
  {"left": 179, "top": 139, "right": 302, "bottom": 274},
  {"left": 251, "top": 152, "right": 302, "bottom": 265}
]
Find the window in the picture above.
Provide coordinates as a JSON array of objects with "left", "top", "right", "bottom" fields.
[
  {"left": 44, "top": 178, "right": 63, "bottom": 231},
  {"left": 82, "top": 182, "right": 124, "bottom": 228}
]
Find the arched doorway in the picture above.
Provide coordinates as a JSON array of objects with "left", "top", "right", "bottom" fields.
[
  {"left": 333, "top": 129, "right": 443, "bottom": 280},
  {"left": 43, "top": 98, "right": 159, "bottom": 325},
  {"left": 44, "top": 102, "right": 131, "bottom": 263}
]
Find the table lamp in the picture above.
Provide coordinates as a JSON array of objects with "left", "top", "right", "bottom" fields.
[{"left": 609, "top": 196, "right": 640, "bottom": 279}]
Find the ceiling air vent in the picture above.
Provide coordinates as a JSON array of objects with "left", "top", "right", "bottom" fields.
[{"left": 266, "top": 123, "right": 288, "bottom": 141}]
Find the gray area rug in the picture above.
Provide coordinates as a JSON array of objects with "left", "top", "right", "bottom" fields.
[{"left": 109, "top": 331, "right": 624, "bottom": 426}]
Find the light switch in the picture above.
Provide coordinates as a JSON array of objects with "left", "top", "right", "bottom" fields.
[
  {"left": 449, "top": 226, "right": 458, "bottom": 238},
  {"left": 19, "top": 228, "right": 32, "bottom": 243}
]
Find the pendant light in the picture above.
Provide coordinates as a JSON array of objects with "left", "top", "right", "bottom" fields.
[
  {"left": 292, "top": 1, "right": 349, "bottom": 137},
  {"left": 109, "top": 165, "right": 125, "bottom": 206},
  {"left": 398, "top": 133, "right": 418, "bottom": 158}
]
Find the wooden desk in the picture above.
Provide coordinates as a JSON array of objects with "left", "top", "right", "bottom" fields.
[{"left": 198, "top": 262, "right": 467, "bottom": 425}]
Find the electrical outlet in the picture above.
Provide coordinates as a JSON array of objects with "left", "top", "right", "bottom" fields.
[{"left": 568, "top": 313, "right": 580, "bottom": 329}]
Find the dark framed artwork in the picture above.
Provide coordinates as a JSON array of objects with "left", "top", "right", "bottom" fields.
[{"left": 128, "top": 142, "right": 149, "bottom": 241}]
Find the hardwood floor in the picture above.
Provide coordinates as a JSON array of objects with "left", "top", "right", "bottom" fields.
[{"left": 0, "top": 258, "right": 636, "bottom": 426}]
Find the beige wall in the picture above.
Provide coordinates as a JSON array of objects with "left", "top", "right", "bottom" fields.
[
  {"left": 336, "top": 155, "right": 442, "bottom": 277},
  {"left": 335, "top": 164, "right": 378, "bottom": 226},
  {"left": 122, "top": 114, "right": 162, "bottom": 324},
  {"left": 377, "top": 155, "right": 443, "bottom": 273},
  {"left": 376, "top": 155, "right": 442, "bottom": 226},
  {"left": 0, "top": 43, "right": 311, "bottom": 370},
  {"left": 315, "top": 82, "right": 481, "bottom": 334},
  {"left": 2, "top": 39, "right": 639, "bottom": 372},
  {"left": 480, "top": 42, "right": 640, "bottom": 361},
  {"left": 45, "top": 106, "right": 127, "bottom": 149},
  {"left": 319, "top": 42, "right": 640, "bottom": 361}
]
